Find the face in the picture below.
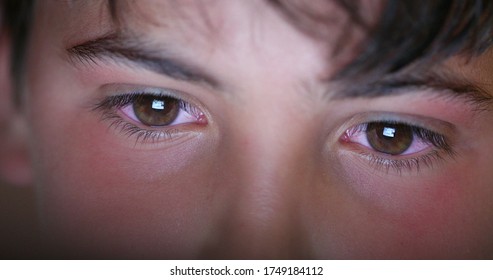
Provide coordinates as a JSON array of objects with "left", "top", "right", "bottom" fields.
[{"left": 13, "top": 0, "right": 493, "bottom": 258}]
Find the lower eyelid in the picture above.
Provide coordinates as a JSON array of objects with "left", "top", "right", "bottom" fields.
[
  {"left": 360, "top": 151, "right": 444, "bottom": 173},
  {"left": 102, "top": 111, "right": 184, "bottom": 143},
  {"left": 96, "top": 105, "right": 201, "bottom": 145}
]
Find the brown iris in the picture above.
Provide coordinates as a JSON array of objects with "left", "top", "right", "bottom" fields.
[
  {"left": 132, "top": 95, "right": 180, "bottom": 126},
  {"left": 366, "top": 122, "right": 413, "bottom": 155}
]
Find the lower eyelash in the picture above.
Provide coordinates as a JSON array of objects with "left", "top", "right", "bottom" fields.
[
  {"left": 345, "top": 121, "right": 456, "bottom": 174},
  {"left": 360, "top": 150, "right": 446, "bottom": 174},
  {"left": 94, "top": 92, "right": 204, "bottom": 144},
  {"left": 101, "top": 111, "right": 179, "bottom": 144}
]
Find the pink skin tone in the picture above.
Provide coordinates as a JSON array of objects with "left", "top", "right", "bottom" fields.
[{"left": 1, "top": 0, "right": 493, "bottom": 258}]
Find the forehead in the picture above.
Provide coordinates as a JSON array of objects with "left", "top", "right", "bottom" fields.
[
  {"left": 51, "top": 1, "right": 378, "bottom": 45},
  {"left": 38, "top": 0, "right": 381, "bottom": 79}
]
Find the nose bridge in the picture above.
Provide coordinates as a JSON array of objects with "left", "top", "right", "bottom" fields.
[{"left": 203, "top": 107, "right": 317, "bottom": 258}]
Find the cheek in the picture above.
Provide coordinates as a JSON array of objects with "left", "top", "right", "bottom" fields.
[
  {"left": 28, "top": 101, "right": 218, "bottom": 257},
  {"left": 25, "top": 44, "right": 223, "bottom": 256},
  {"left": 334, "top": 154, "right": 493, "bottom": 258}
]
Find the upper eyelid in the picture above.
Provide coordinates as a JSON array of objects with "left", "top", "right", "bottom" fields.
[
  {"left": 341, "top": 111, "right": 457, "bottom": 137},
  {"left": 92, "top": 85, "right": 188, "bottom": 109},
  {"left": 99, "top": 92, "right": 173, "bottom": 108},
  {"left": 347, "top": 122, "right": 437, "bottom": 142}
]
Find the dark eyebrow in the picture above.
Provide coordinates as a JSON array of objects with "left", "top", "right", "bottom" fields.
[
  {"left": 333, "top": 70, "right": 493, "bottom": 110},
  {"left": 66, "top": 33, "right": 220, "bottom": 89},
  {"left": 67, "top": 33, "right": 492, "bottom": 110}
]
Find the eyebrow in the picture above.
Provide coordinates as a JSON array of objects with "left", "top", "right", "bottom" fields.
[
  {"left": 333, "top": 70, "right": 493, "bottom": 110},
  {"left": 67, "top": 33, "right": 493, "bottom": 110},
  {"left": 66, "top": 33, "right": 220, "bottom": 89}
]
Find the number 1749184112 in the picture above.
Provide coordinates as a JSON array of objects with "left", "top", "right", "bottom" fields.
[{"left": 263, "top": 266, "right": 324, "bottom": 276}]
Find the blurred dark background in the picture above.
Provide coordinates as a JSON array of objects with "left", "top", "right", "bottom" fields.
[
  {"left": 0, "top": 180, "right": 41, "bottom": 259},
  {"left": 0, "top": 0, "right": 40, "bottom": 260}
]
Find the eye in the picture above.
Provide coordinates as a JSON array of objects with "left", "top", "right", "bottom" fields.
[
  {"left": 131, "top": 95, "right": 180, "bottom": 126},
  {"left": 94, "top": 91, "right": 208, "bottom": 143},
  {"left": 342, "top": 121, "right": 438, "bottom": 156},
  {"left": 120, "top": 95, "right": 205, "bottom": 127},
  {"left": 339, "top": 118, "right": 455, "bottom": 173}
]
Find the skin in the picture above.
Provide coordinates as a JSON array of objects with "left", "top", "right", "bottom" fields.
[{"left": 1, "top": 0, "right": 493, "bottom": 258}]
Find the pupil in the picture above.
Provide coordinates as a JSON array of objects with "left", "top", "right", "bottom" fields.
[
  {"left": 133, "top": 95, "right": 180, "bottom": 126},
  {"left": 366, "top": 122, "right": 413, "bottom": 155}
]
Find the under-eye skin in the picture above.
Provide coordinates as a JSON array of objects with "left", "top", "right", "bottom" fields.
[
  {"left": 93, "top": 90, "right": 207, "bottom": 143},
  {"left": 340, "top": 120, "right": 455, "bottom": 173}
]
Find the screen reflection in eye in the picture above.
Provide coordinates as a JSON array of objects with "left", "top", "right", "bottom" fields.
[{"left": 366, "top": 123, "right": 413, "bottom": 155}]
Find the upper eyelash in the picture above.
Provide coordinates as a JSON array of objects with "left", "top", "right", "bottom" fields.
[
  {"left": 348, "top": 121, "right": 452, "bottom": 152},
  {"left": 95, "top": 92, "right": 194, "bottom": 112},
  {"left": 94, "top": 92, "right": 205, "bottom": 123},
  {"left": 345, "top": 121, "right": 456, "bottom": 173},
  {"left": 94, "top": 93, "right": 139, "bottom": 109},
  {"left": 362, "top": 150, "right": 446, "bottom": 174},
  {"left": 96, "top": 94, "right": 455, "bottom": 171}
]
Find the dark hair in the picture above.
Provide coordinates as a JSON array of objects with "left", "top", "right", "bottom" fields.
[
  {"left": 2, "top": 0, "right": 493, "bottom": 92},
  {"left": 1, "top": 0, "right": 35, "bottom": 98},
  {"left": 269, "top": 0, "right": 493, "bottom": 80}
]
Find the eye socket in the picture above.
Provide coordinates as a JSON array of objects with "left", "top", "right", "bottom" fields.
[
  {"left": 120, "top": 94, "right": 206, "bottom": 127},
  {"left": 342, "top": 121, "right": 433, "bottom": 156}
]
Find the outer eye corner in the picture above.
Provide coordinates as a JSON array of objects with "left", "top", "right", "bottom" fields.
[{"left": 195, "top": 111, "right": 208, "bottom": 125}]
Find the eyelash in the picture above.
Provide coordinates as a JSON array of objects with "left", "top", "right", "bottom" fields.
[
  {"left": 94, "top": 93, "right": 455, "bottom": 173},
  {"left": 341, "top": 121, "right": 455, "bottom": 174},
  {"left": 94, "top": 92, "right": 204, "bottom": 143}
]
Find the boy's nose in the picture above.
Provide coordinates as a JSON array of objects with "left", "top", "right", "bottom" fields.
[{"left": 200, "top": 116, "right": 321, "bottom": 258}]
